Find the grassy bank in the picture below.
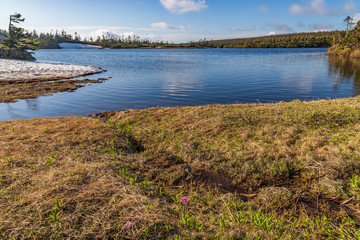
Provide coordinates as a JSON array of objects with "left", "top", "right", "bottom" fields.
[
  {"left": 2, "top": 98, "right": 360, "bottom": 239},
  {"left": 0, "top": 78, "right": 107, "bottom": 103},
  {"left": 328, "top": 45, "right": 360, "bottom": 58}
]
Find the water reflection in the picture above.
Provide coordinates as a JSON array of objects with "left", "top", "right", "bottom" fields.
[
  {"left": 25, "top": 99, "right": 40, "bottom": 111},
  {"left": 5, "top": 103, "right": 23, "bottom": 120},
  {"left": 328, "top": 55, "right": 360, "bottom": 96},
  {"left": 162, "top": 71, "right": 203, "bottom": 96}
]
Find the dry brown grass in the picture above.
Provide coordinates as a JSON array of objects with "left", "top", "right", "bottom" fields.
[
  {"left": 107, "top": 97, "right": 360, "bottom": 238},
  {"left": 0, "top": 117, "right": 178, "bottom": 239},
  {"left": 0, "top": 78, "right": 106, "bottom": 103},
  {"left": 3, "top": 97, "right": 360, "bottom": 239}
]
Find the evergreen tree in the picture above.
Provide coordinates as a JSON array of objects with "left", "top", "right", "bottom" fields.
[{"left": 4, "top": 13, "right": 37, "bottom": 50}]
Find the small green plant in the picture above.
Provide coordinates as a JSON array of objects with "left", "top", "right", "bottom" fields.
[
  {"left": 338, "top": 216, "right": 360, "bottom": 239},
  {"left": 210, "top": 211, "right": 215, "bottom": 224},
  {"left": 250, "top": 210, "right": 274, "bottom": 231},
  {"left": 118, "top": 163, "right": 129, "bottom": 177},
  {"left": 234, "top": 211, "right": 247, "bottom": 224},
  {"left": 218, "top": 214, "right": 227, "bottom": 229},
  {"left": 349, "top": 175, "right": 360, "bottom": 197},
  {"left": 165, "top": 224, "right": 172, "bottom": 232},
  {"left": 146, "top": 202, "right": 152, "bottom": 213},
  {"left": 53, "top": 198, "right": 63, "bottom": 209},
  {"left": 45, "top": 153, "right": 58, "bottom": 167},
  {"left": 49, "top": 209, "right": 61, "bottom": 222},
  {"left": 180, "top": 209, "right": 193, "bottom": 228},
  {"left": 172, "top": 192, "right": 182, "bottom": 204},
  {"left": 130, "top": 176, "right": 138, "bottom": 185},
  {"left": 143, "top": 228, "right": 149, "bottom": 238},
  {"left": 175, "top": 196, "right": 203, "bottom": 230},
  {"left": 1, "top": 156, "right": 14, "bottom": 169},
  {"left": 196, "top": 219, "right": 204, "bottom": 231},
  {"left": 49, "top": 198, "right": 63, "bottom": 223},
  {"left": 139, "top": 180, "right": 150, "bottom": 189}
]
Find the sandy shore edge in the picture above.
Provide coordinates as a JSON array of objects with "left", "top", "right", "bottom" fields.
[{"left": 0, "top": 59, "right": 105, "bottom": 81}]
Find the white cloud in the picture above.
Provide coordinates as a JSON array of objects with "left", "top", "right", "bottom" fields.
[
  {"left": 309, "top": 21, "right": 333, "bottom": 31},
  {"left": 297, "top": 21, "right": 306, "bottom": 28},
  {"left": 267, "top": 32, "right": 277, "bottom": 36},
  {"left": 354, "top": 13, "right": 360, "bottom": 24},
  {"left": 63, "top": 26, "right": 131, "bottom": 31},
  {"left": 160, "top": 0, "right": 207, "bottom": 14},
  {"left": 270, "top": 22, "right": 294, "bottom": 32},
  {"left": 151, "top": 22, "right": 186, "bottom": 31},
  {"left": 344, "top": 2, "right": 357, "bottom": 13},
  {"left": 151, "top": 22, "right": 175, "bottom": 30},
  {"left": 25, "top": 25, "right": 155, "bottom": 35},
  {"left": 289, "top": 0, "right": 357, "bottom": 15},
  {"left": 247, "top": 26, "right": 255, "bottom": 31},
  {"left": 89, "top": 29, "right": 136, "bottom": 39},
  {"left": 231, "top": 25, "right": 256, "bottom": 32},
  {"left": 259, "top": 5, "right": 268, "bottom": 13}
]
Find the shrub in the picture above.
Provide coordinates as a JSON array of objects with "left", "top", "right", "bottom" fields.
[{"left": 0, "top": 46, "right": 35, "bottom": 61}]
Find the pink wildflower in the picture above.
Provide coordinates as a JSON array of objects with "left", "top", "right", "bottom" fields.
[
  {"left": 115, "top": 153, "right": 118, "bottom": 156},
  {"left": 180, "top": 196, "right": 189, "bottom": 202},
  {"left": 124, "top": 221, "right": 132, "bottom": 227},
  {"left": 187, "top": 144, "right": 190, "bottom": 147}
]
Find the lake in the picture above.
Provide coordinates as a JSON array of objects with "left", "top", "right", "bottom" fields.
[{"left": 1, "top": 48, "right": 359, "bottom": 121}]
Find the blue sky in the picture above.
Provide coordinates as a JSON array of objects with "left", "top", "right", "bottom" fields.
[{"left": 0, "top": 0, "right": 359, "bottom": 42}]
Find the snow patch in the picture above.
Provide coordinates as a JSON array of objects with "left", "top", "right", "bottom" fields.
[
  {"left": 59, "top": 42, "right": 102, "bottom": 49},
  {"left": 0, "top": 59, "right": 104, "bottom": 81}
]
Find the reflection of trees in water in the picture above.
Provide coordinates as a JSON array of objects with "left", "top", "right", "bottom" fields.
[
  {"left": 5, "top": 103, "right": 21, "bottom": 119},
  {"left": 25, "top": 99, "right": 40, "bottom": 111},
  {"left": 328, "top": 55, "right": 360, "bottom": 96}
]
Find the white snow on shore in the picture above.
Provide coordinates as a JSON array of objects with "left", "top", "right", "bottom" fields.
[
  {"left": 59, "top": 42, "right": 102, "bottom": 49},
  {"left": 0, "top": 59, "right": 104, "bottom": 81}
]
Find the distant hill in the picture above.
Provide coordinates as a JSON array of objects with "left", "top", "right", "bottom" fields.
[{"left": 210, "top": 31, "right": 341, "bottom": 48}]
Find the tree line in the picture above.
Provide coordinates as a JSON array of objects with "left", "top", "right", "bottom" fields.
[
  {"left": 211, "top": 31, "right": 339, "bottom": 48},
  {"left": 22, "top": 30, "right": 339, "bottom": 49}
]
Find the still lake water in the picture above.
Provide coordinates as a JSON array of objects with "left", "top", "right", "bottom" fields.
[{"left": 1, "top": 48, "right": 360, "bottom": 121}]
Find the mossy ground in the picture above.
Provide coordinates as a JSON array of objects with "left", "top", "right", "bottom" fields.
[
  {"left": 0, "top": 78, "right": 107, "bottom": 103},
  {"left": 2, "top": 98, "right": 360, "bottom": 239}
]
